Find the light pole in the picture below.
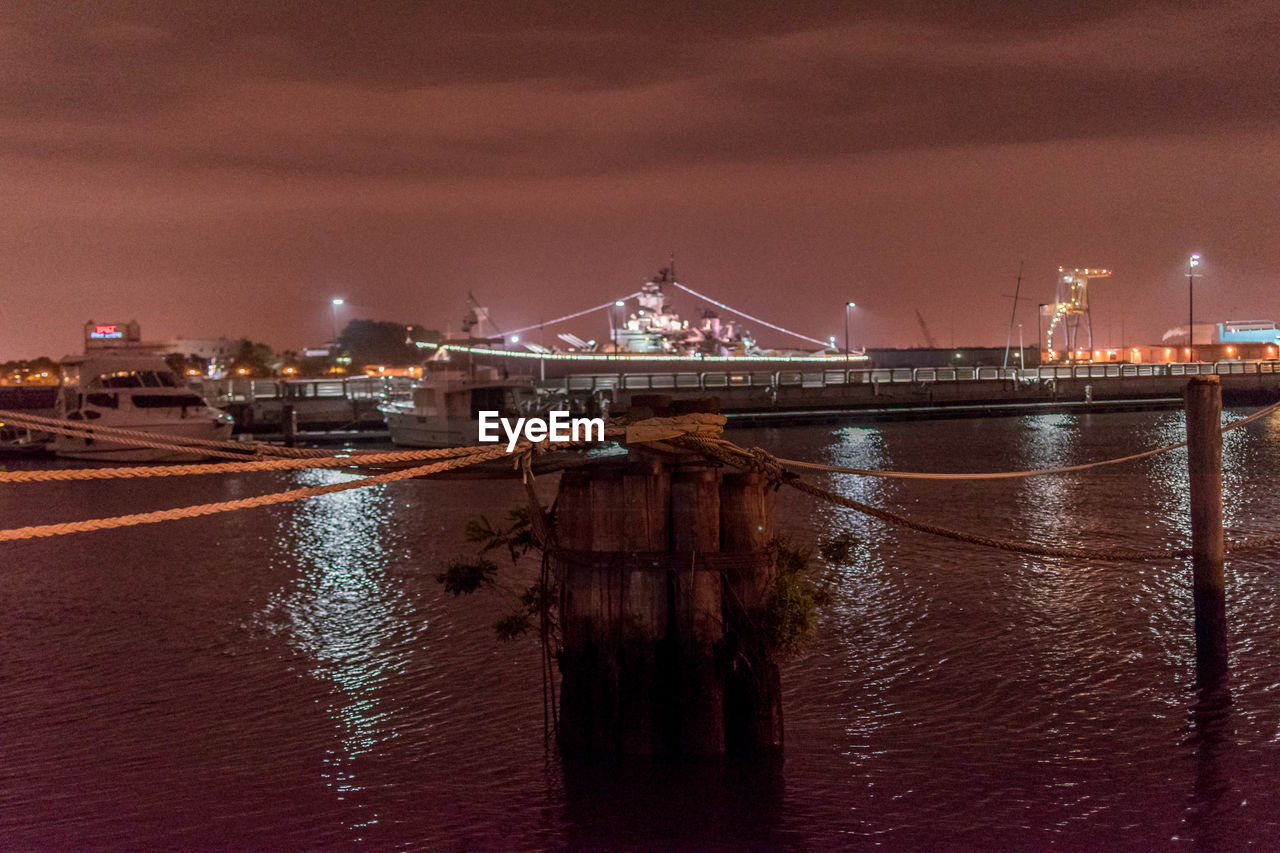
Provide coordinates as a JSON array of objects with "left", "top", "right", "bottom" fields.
[
  {"left": 844, "top": 301, "right": 857, "bottom": 362},
  {"left": 330, "top": 297, "right": 345, "bottom": 341},
  {"left": 612, "top": 300, "right": 626, "bottom": 357},
  {"left": 1037, "top": 304, "right": 1047, "bottom": 363},
  {"left": 1187, "top": 253, "right": 1201, "bottom": 362}
]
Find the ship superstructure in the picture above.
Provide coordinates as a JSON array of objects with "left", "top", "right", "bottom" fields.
[{"left": 611, "top": 267, "right": 755, "bottom": 356}]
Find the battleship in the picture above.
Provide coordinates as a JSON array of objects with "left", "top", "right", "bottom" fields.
[{"left": 425, "top": 265, "right": 868, "bottom": 381}]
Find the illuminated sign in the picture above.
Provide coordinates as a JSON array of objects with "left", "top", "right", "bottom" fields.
[{"left": 89, "top": 324, "right": 123, "bottom": 339}]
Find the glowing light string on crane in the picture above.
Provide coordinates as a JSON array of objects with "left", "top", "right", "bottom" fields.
[
  {"left": 669, "top": 281, "right": 833, "bottom": 349},
  {"left": 502, "top": 293, "right": 644, "bottom": 339}
]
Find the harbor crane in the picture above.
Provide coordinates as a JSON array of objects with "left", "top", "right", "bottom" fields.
[
  {"left": 915, "top": 310, "right": 938, "bottom": 349},
  {"left": 1045, "top": 267, "right": 1111, "bottom": 362}
]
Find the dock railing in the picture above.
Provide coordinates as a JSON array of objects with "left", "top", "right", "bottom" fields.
[{"left": 549, "top": 359, "right": 1280, "bottom": 395}]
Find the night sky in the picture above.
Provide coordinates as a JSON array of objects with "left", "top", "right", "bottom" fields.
[{"left": 3, "top": 1, "right": 1278, "bottom": 360}]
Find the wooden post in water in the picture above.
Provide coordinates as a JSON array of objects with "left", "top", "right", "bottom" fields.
[
  {"left": 670, "top": 455, "right": 724, "bottom": 756},
  {"left": 1185, "top": 377, "right": 1228, "bottom": 684},
  {"left": 281, "top": 403, "right": 298, "bottom": 447},
  {"left": 720, "top": 471, "right": 784, "bottom": 754},
  {"left": 553, "top": 400, "right": 781, "bottom": 759}
]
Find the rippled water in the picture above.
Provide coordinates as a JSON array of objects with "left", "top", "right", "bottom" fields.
[{"left": 3, "top": 410, "right": 1280, "bottom": 849}]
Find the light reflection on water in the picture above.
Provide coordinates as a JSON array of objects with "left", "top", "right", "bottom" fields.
[{"left": 254, "top": 469, "right": 410, "bottom": 835}]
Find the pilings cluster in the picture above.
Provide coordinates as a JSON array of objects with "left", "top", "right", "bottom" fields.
[{"left": 553, "top": 398, "right": 783, "bottom": 759}]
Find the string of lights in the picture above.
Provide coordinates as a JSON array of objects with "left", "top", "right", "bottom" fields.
[
  {"left": 669, "top": 281, "right": 833, "bottom": 349},
  {"left": 502, "top": 292, "right": 643, "bottom": 338}
]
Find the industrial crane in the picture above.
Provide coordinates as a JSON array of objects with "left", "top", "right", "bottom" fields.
[
  {"left": 1044, "top": 267, "right": 1111, "bottom": 362},
  {"left": 915, "top": 310, "right": 938, "bottom": 349}
]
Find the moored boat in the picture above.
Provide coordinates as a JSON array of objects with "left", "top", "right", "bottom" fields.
[
  {"left": 53, "top": 353, "right": 235, "bottom": 461},
  {"left": 378, "top": 360, "right": 548, "bottom": 448}
]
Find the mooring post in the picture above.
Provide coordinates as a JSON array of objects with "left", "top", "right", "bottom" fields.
[
  {"left": 554, "top": 468, "right": 607, "bottom": 756},
  {"left": 554, "top": 406, "right": 782, "bottom": 759},
  {"left": 281, "top": 403, "right": 298, "bottom": 447},
  {"left": 670, "top": 455, "right": 725, "bottom": 756},
  {"left": 1185, "top": 377, "right": 1228, "bottom": 684},
  {"left": 720, "top": 471, "right": 784, "bottom": 754}
]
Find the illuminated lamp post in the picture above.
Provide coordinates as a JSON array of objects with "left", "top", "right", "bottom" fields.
[
  {"left": 331, "top": 297, "right": 345, "bottom": 341},
  {"left": 613, "top": 300, "right": 626, "bottom": 357},
  {"left": 844, "top": 301, "right": 857, "bottom": 362},
  {"left": 1187, "top": 253, "right": 1200, "bottom": 362}
]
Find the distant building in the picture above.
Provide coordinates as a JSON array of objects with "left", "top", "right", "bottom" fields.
[
  {"left": 164, "top": 337, "right": 238, "bottom": 364},
  {"left": 1160, "top": 323, "right": 1218, "bottom": 347},
  {"left": 1217, "top": 320, "right": 1280, "bottom": 345},
  {"left": 84, "top": 320, "right": 153, "bottom": 353}
]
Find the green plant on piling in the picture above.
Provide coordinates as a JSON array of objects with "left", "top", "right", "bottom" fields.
[
  {"left": 439, "top": 510, "right": 845, "bottom": 662},
  {"left": 763, "top": 538, "right": 834, "bottom": 661},
  {"left": 436, "top": 506, "right": 556, "bottom": 643}
]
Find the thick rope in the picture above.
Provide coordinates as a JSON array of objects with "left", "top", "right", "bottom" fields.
[
  {"left": 0, "top": 416, "right": 713, "bottom": 484},
  {"left": 5, "top": 408, "right": 1279, "bottom": 559},
  {"left": 759, "top": 400, "right": 1280, "bottom": 481},
  {"left": 680, "top": 433, "right": 1280, "bottom": 562},
  {"left": 0, "top": 445, "right": 496, "bottom": 482},
  {"left": 0, "top": 409, "right": 333, "bottom": 459},
  {"left": 0, "top": 444, "right": 513, "bottom": 542}
]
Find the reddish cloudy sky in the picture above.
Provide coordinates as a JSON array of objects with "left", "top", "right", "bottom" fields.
[{"left": 2, "top": 1, "right": 1278, "bottom": 359}]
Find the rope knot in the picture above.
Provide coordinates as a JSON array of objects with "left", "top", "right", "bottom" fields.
[{"left": 745, "top": 446, "right": 790, "bottom": 488}]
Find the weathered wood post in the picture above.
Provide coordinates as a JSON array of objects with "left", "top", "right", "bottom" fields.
[
  {"left": 720, "top": 471, "right": 784, "bottom": 754},
  {"left": 551, "top": 468, "right": 602, "bottom": 756},
  {"left": 553, "top": 403, "right": 783, "bottom": 759},
  {"left": 670, "top": 455, "right": 724, "bottom": 756},
  {"left": 1185, "top": 377, "right": 1228, "bottom": 685}
]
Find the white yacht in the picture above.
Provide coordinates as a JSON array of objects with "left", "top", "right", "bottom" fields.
[
  {"left": 379, "top": 362, "right": 544, "bottom": 448},
  {"left": 54, "top": 353, "right": 235, "bottom": 461}
]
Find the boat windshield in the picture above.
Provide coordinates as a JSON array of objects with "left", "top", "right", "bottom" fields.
[
  {"left": 131, "top": 394, "right": 206, "bottom": 408},
  {"left": 97, "top": 370, "right": 179, "bottom": 389}
]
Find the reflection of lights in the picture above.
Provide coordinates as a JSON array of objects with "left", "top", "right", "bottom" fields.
[{"left": 257, "top": 469, "right": 409, "bottom": 831}]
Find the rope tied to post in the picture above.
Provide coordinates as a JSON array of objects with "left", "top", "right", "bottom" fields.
[{"left": 2, "top": 400, "right": 1279, "bottom": 560}]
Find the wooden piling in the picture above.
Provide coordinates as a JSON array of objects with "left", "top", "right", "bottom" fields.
[
  {"left": 670, "top": 456, "right": 725, "bottom": 756},
  {"left": 720, "top": 472, "right": 784, "bottom": 754},
  {"left": 1185, "top": 377, "right": 1228, "bottom": 684},
  {"left": 554, "top": 447, "right": 784, "bottom": 759},
  {"left": 281, "top": 403, "right": 298, "bottom": 446},
  {"left": 554, "top": 468, "right": 609, "bottom": 756}
]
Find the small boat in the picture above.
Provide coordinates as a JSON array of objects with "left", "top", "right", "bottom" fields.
[
  {"left": 52, "top": 353, "right": 236, "bottom": 461},
  {"left": 378, "top": 360, "right": 547, "bottom": 448},
  {"left": 0, "top": 424, "right": 52, "bottom": 456}
]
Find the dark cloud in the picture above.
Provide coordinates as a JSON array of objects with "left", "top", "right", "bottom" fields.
[{"left": 0, "top": 1, "right": 1275, "bottom": 185}]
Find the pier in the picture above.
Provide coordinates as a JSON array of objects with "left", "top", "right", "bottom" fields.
[{"left": 553, "top": 359, "right": 1280, "bottom": 423}]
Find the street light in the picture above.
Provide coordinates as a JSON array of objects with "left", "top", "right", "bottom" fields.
[
  {"left": 330, "top": 297, "right": 345, "bottom": 340},
  {"left": 611, "top": 300, "right": 627, "bottom": 356},
  {"left": 1037, "top": 303, "right": 1047, "bottom": 363},
  {"left": 1187, "top": 253, "right": 1200, "bottom": 362},
  {"left": 844, "top": 301, "right": 857, "bottom": 362}
]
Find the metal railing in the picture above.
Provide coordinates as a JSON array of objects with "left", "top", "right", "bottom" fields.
[
  {"left": 206, "top": 376, "right": 416, "bottom": 404},
  {"left": 549, "top": 360, "right": 1280, "bottom": 395}
]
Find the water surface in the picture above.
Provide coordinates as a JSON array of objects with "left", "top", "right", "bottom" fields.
[{"left": 2, "top": 410, "right": 1279, "bottom": 848}]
